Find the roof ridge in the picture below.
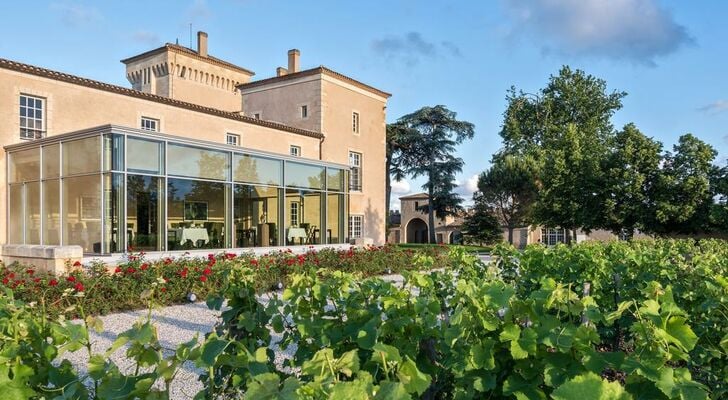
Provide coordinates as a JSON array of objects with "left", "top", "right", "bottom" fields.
[
  {"left": 0, "top": 57, "right": 323, "bottom": 139},
  {"left": 120, "top": 43, "right": 255, "bottom": 76},
  {"left": 238, "top": 65, "right": 391, "bottom": 98}
]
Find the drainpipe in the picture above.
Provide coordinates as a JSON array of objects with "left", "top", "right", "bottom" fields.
[{"left": 319, "top": 135, "right": 324, "bottom": 160}]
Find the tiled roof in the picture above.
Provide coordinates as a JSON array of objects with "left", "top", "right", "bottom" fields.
[
  {"left": 0, "top": 57, "right": 324, "bottom": 139},
  {"left": 238, "top": 66, "right": 391, "bottom": 98},
  {"left": 120, "top": 43, "right": 255, "bottom": 76},
  {"left": 399, "top": 192, "right": 429, "bottom": 200}
]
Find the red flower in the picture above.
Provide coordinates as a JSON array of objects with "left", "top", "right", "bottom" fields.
[
  {"left": 8, "top": 273, "right": 15, "bottom": 279},
  {"left": 208, "top": 253, "right": 215, "bottom": 261},
  {"left": 74, "top": 282, "right": 84, "bottom": 292},
  {"left": 126, "top": 267, "right": 136, "bottom": 274},
  {"left": 180, "top": 269, "right": 188, "bottom": 278},
  {"left": 33, "top": 278, "right": 41, "bottom": 283},
  {"left": 164, "top": 258, "right": 173, "bottom": 265},
  {"left": 73, "top": 261, "right": 82, "bottom": 267},
  {"left": 200, "top": 275, "right": 208, "bottom": 282},
  {"left": 160, "top": 287, "right": 167, "bottom": 292},
  {"left": 26, "top": 269, "right": 35, "bottom": 275},
  {"left": 49, "top": 279, "right": 58, "bottom": 286},
  {"left": 225, "top": 252, "right": 236, "bottom": 260},
  {"left": 251, "top": 259, "right": 259, "bottom": 266},
  {"left": 67, "top": 276, "right": 76, "bottom": 283},
  {"left": 140, "top": 263, "right": 149, "bottom": 271},
  {"left": 114, "top": 266, "right": 122, "bottom": 274},
  {"left": 203, "top": 268, "right": 212, "bottom": 276},
  {"left": 1, "top": 278, "right": 8, "bottom": 285}
]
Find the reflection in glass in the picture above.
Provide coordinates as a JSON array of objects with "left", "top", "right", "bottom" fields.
[
  {"left": 167, "top": 143, "right": 229, "bottom": 180},
  {"left": 104, "top": 134, "right": 124, "bottom": 171},
  {"left": 128, "top": 137, "right": 164, "bottom": 174},
  {"left": 42, "top": 180, "right": 60, "bottom": 245},
  {"left": 327, "top": 193, "right": 345, "bottom": 244},
  {"left": 233, "top": 154, "right": 281, "bottom": 186},
  {"left": 25, "top": 181, "right": 40, "bottom": 244},
  {"left": 63, "top": 175, "right": 102, "bottom": 253},
  {"left": 43, "top": 144, "right": 60, "bottom": 179},
  {"left": 285, "top": 188, "right": 322, "bottom": 245},
  {"left": 126, "top": 175, "right": 163, "bottom": 251},
  {"left": 63, "top": 136, "right": 102, "bottom": 176},
  {"left": 8, "top": 184, "right": 23, "bottom": 244},
  {"left": 104, "top": 174, "right": 124, "bottom": 253},
  {"left": 167, "top": 178, "right": 228, "bottom": 250},
  {"left": 285, "top": 162, "right": 325, "bottom": 190},
  {"left": 327, "top": 168, "right": 344, "bottom": 192},
  {"left": 234, "top": 185, "right": 280, "bottom": 247},
  {"left": 9, "top": 148, "right": 40, "bottom": 183}
]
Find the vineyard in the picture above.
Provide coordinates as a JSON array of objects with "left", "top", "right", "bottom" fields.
[{"left": 1, "top": 240, "right": 727, "bottom": 399}]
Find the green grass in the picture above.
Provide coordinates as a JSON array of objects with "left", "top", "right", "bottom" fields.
[{"left": 393, "top": 243, "right": 492, "bottom": 253}]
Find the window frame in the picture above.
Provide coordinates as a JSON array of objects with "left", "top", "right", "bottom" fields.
[
  {"left": 348, "top": 151, "right": 362, "bottom": 191},
  {"left": 19, "top": 94, "right": 46, "bottom": 140},
  {"left": 349, "top": 214, "right": 363, "bottom": 239},
  {"left": 290, "top": 202, "right": 299, "bottom": 227},
  {"left": 290, "top": 145, "right": 301, "bottom": 157},
  {"left": 226, "top": 133, "right": 240, "bottom": 146},
  {"left": 352, "top": 111, "right": 360, "bottom": 134},
  {"left": 541, "top": 228, "right": 566, "bottom": 246},
  {"left": 140, "top": 117, "right": 160, "bottom": 132},
  {"left": 300, "top": 105, "right": 308, "bottom": 119}
]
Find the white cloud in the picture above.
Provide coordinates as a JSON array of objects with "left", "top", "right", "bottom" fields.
[
  {"left": 698, "top": 100, "right": 728, "bottom": 114},
  {"left": 371, "top": 32, "right": 463, "bottom": 66},
  {"left": 390, "top": 179, "right": 411, "bottom": 195},
  {"left": 454, "top": 174, "right": 480, "bottom": 199},
  {"left": 50, "top": 2, "right": 102, "bottom": 27},
  {"left": 131, "top": 30, "right": 160, "bottom": 46},
  {"left": 502, "top": 0, "right": 693, "bottom": 66}
]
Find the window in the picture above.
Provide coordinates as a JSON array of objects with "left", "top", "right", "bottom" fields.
[
  {"left": 290, "top": 145, "right": 301, "bottom": 157},
  {"left": 300, "top": 105, "right": 308, "bottom": 119},
  {"left": 349, "top": 215, "right": 363, "bottom": 239},
  {"left": 254, "top": 113, "right": 261, "bottom": 120},
  {"left": 290, "top": 202, "right": 299, "bottom": 226},
  {"left": 349, "top": 151, "right": 362, "bottom": 191},
  {"left": 541, "top": 228, "right": 566, "bottom": 246},
  {"left": 352, "top": 112, "right": 360, "bottom": 134},
  {"left": 140, "top": 117, "right": 159, "bottom": 132},
  {"left": 20, "top": 94, "right": 45, "bottom": 139},
  {"left": 226, "top": 133, "right": 240, "bottom": 146},
  {"left": 414, "top": 201, "right": 419, "bottom": 210}
]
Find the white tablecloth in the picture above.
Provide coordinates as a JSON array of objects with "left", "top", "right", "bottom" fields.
[
  {"left": 177, "top": 227, "right": 210, "bottom": 245},
  {"left": 287, "top": 227, "right": 307, "bottom": 242}
]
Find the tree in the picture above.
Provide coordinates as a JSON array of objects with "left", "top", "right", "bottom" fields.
[
  {"left": 648, "top": 134, "right": 718, "bottom": 234},
  {"left": 600, "top": 123, "right": 662, "bottom": 237},
  {"left": 478, "top": 155, "right": 538, "bottom": 244},
  {"left": 710, "top": 164, "right": 728, "bottom": 231},
  {"left": 461, "top": 193, "right": 503, "bottom": 245},
  {"left": 385, "top": 122, "right": 417, "bottom": 224},
  {"left": 499, "top": 66, "right": 626, "bottom": 241},
  {"left": 398, "top": 105, "right": 475, "bottom": 243}
]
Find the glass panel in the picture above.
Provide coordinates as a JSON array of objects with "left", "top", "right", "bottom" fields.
[
  {"left": 43, "top": 144, "right": 60, "bottom": 179},
  {"left": 9, "top": 148, "right": 40, "bottom": 183},
  {"left": 25, "top": 181, "right": 40, "bottom": 244},
  {"left": 167, "top": 178, "right": 228, "bottom": 250},
  {"left": 63, "top": 136, "right": 102, "bottom": 176},
  {"left": 285, "top": 162, "right": 325, "bottom": 190},
  {"left": 234, "top": 185, "right": 280, "bottom": 247},
  {"left": 126, "top": 174, "right": 163, "bottom": 252},
  {"left": 327, "top": 168, "right": 344, "bottom": 192},
  {"left": 8, "top": 184, "right": 24, "bottom": 244},
  {"left": 233, "top": 154, "right": 282, "bottom": 186},
  {"left": 62, "top": 175, "right": 102, "bottom": 253},
  {"left": 327, "top": 193, "right": 345, "bottom": 244},
  {"left": 104, "top": 174, "right": 124, "bottom": 253},
  {"left": 42, "top": 180, "right": 60, "bottom": 245},
  {"left": 104, "top": 134, "right": 125, "bottom": 171},
  {"left": 128, "top": 137, "right": 164, "bottom": 174},
  {"left": 167, "top": 143, "right": 229, "bottom": 180},
  {"left": 285, "top": 188, "right": 322, "bottom": 245}
]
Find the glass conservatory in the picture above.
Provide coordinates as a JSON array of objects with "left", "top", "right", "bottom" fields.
[{"left": 6, "top": 125, "right": 349, "bottom": 254}]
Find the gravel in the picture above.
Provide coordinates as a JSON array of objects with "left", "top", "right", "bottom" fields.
[{"left": 61, "top": 256, "right": 491, "bottom": 399}]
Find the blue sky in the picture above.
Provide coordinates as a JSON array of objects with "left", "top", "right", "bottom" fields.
[{"left": 2, "top": 1, "right": 727, "bottom": 209}]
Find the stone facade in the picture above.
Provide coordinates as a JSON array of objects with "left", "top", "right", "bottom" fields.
[{"left": 391, "top": 193, "right": 464, "bottom": 244}]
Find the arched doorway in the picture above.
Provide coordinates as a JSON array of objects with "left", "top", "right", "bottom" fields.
[
  {"left": 406, "top": 218, "right": 428, "bottom": 243},
  {"left": 449, "top": 230, "right": 463, "bottom": 245}
]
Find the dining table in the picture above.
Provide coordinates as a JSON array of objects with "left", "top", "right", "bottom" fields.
[
  {"left": 176, "top": 227, "right": 210, "bottom": 245},
  {"left": 287, "top": 227, "right": 307, "bottom": 244}
]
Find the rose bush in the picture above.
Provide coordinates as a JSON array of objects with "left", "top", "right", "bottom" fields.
[{"left": 0, "top": 245, "right": 451, "bottom": 318}]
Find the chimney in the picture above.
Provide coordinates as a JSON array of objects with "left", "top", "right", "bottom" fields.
[
  {"left": 197, "top": 31, "right": 208, "bottom": 57},
  {"left": 276, "top": 67, "right": 288, "bottom": 77},
  {"left": 287, "top": 49, "right": 300, "bottom": 73}
]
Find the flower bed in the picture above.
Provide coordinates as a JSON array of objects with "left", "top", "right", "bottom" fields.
[{"left": 0, "top": 245, "right": 450, "bottom": 318}]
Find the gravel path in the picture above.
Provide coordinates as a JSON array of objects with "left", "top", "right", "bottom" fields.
[{"left": 62, "top": 256, "right": 490, "bottom": 399}]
